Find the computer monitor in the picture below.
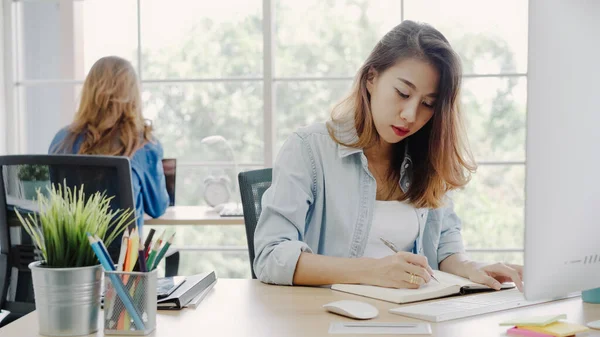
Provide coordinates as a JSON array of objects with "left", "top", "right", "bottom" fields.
[
  {"left": 162, "top": 158, "right": 176, "bottom": 206},
  {"left": 524, "top": 0, "right": 600, "bottom": 301}
]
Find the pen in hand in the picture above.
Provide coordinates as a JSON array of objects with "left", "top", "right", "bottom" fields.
[{"left": 379, "top": 237, "right": 439, "bottom": 283}]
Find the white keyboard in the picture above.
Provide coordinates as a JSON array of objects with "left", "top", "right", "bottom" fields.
[
  {"left": 218, "top": 203, "right": 244, "bottom": 217},
  {"left": 389, "top": 289, "right": 573, "bottom": 322}
]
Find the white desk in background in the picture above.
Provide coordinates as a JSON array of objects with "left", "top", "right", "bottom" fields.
[{"left": 144, "top": 206, "right": 244, "bottom": 226}]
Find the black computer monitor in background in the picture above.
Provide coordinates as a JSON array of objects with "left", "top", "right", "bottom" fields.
[{"left": 162, "top": 159, "right": 176, "bottom": 206}]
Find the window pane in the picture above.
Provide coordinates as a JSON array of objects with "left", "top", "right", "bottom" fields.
[
  {"left": 141, "top": 0, "right": 262, "bottom": 79},
  {"left": 147, "top": 225, "right": 247, "bottom": 246},
  {"left": 404, "top": 0, "right": 528, "bottom": 74},
  {"left": 462, "top": 77, "right": 527, "bottom": 162},
  {"left": 147, "top": 223, "right": 250, "bottom": 278},
  {"left": 20, "top": 85, "right": 82, "bottom": 154},
  {"left": 275, "top": 80, "right": 352, "bottom": 152},
  {"left": 16, "top": 0, "right": 138, "bottom": 80},
  {"left": 455, "top": 165, "right": 524, "bottom": 250},
  {"left": 81, "top": 0, "right": 138, "bottom": 76},
  {"left": 172, "top": 165, "right": 261, "bottom": 206},
  {"left": 143, "top": 82, "right": 263, "bottom": 163},
  {"left": 275, "top": 0, "right": 401, "bottom": 77},
  {"left": 177, "top": 251, "right": 250, "bottom": 278}
]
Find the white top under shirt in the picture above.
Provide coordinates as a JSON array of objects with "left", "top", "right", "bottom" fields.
[{"left": 362, "top": 200, "right": 419, "bottom": 258}]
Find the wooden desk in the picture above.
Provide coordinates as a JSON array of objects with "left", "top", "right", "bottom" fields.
[
  {"left": 144, "top": 206, "right": 244, "bottom": 225},
  {"left": 3, "top": 279, "right": 600, "bottom": 337}
]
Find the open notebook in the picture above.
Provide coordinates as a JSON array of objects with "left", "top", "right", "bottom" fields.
[{"left": 331, "top": 270, "right": 514, "bottom": 304}]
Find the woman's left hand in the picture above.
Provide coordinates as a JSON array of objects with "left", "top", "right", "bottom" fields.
[{"left": 465, "top": 262, "right": 524, "bottom": 292}]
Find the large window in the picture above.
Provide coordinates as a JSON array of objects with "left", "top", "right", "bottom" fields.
[{"left": 5, "top": 0, "right": 528, "bottom": 277}]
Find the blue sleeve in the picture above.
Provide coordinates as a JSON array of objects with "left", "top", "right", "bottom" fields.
[
  {"left": 48, "top": 127, "right": 71, "bottom": 154},
  {"left": 131, "top": 140, "right": 169, "bottom": 218},
  {"left": 253, "top": 133, "right": 315, "bottom": 285},
  {"left": 436, "top": 196, "right": 466, "bottom": 264}
]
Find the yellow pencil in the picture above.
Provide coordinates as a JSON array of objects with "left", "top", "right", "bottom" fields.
[{"left": 127, "top": 228, "right": 139, "bottom": 272}]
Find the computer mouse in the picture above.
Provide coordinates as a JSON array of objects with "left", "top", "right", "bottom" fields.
[
  {"left": 323, "top": 300, "right": 379, "bottom": 320},
  {"left": 587, "top": 320, "right": 600, "bottom": 330}
]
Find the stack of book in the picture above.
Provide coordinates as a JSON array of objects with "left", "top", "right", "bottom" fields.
[{"left": 157, "top": 271, "right": 217, "bottom": 310}]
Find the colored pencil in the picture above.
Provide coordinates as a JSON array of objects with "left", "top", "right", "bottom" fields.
[
  {"left": 143, "top": 229, "right": 155, "bottom": 258},
  {"left": 86, "top": 235, "right": 145, "bottom": 330},
  {"left": 151, "top": 232, "right": 175, "bottom": 270},
  {"left": 117, "top": 230, "right": 129, "bottom": 271}
]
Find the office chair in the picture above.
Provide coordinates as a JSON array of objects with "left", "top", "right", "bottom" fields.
[
  {"left": 238, "top": 168, "right": 272, "bottom": 279},
  {"left": 0, "top": 155, "right": 179, "bottom": 327}
]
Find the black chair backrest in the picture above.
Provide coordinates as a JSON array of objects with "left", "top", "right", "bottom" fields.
[
  {"left": 0, "top": 155, "right": 135, "bottom": 311},
  {"left": 238, "top": 168, "right": 272, "bottom": 279}
]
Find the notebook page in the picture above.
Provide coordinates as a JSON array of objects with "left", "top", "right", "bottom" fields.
[
  {"left": 331, "top": 277, "right": 460, "bottom": 304},
  {"left": 433, "top": 270, "right": 474, "bottom": 287}
]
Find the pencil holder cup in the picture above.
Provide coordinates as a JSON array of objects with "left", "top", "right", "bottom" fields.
[{"left": 103, "top": 270, "right": 157, "bottom": 335}]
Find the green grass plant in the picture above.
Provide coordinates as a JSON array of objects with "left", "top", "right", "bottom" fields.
[{"left": 16, "top": 182, "right": 135, "bottom": 268}]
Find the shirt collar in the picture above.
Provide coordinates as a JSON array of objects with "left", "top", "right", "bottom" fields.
[
  {"left": 328, "top": 120, "right": 364, "bottom": 158},
  {"left": 331, "top": 120, "right": 412, "bottom": 165},
  {"left": 329, "top": 120, "right": 414, "bottom": 190}
]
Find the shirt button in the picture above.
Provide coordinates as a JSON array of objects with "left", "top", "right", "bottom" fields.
[{"left": 404, "top": 164, "right": 409, "bottom": 169}]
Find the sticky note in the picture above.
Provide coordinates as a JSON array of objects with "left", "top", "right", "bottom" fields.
[
  {"left": 517, "top": 322, "right": 589, "bottom": 337},
  {"left": 500, "top": 314, "right": 567, "bottom": 327},
  {"left": 507, "top": 327, "right": 556, "bottom": 337}
]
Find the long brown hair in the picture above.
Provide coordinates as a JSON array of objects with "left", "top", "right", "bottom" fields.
[
  {"left": 58, "top": 56, "right": 152, "bottom": 157},
  {"left": 327, "top": 21, "right": 476, "bottom": 209}
]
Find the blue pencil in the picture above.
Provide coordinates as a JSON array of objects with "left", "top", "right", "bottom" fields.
[
  {"left": 93, "top": 234, "right": 115, "bottom": 271},
  {"left": 87, "top": 235, "right": 145, "bottom": 330}
]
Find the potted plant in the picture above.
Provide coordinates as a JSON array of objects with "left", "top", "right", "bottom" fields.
[
  {"left": 16, "top": 183, "right": 134, "bottom": 336},
  {"left": 17, "top": 164, "right": 50, "bottom": 200}
]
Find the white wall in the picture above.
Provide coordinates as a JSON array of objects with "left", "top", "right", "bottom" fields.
[{"left": 525, "top": 0, "right": 600, "bottom": 298}]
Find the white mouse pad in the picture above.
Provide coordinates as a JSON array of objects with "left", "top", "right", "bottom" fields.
[{"left": 329, "top": 322, "right": 432, "bottom": 335}]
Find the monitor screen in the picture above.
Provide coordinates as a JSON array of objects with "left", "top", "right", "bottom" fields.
[{"left": 162, "top": 159, "right": 176, "bottom": 206}]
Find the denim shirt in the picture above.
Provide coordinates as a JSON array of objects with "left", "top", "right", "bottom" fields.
[
  {"left": 253, "top": 122, "right": 466, "bottom": 285},
  {"left": 49, "top": 127, "right": 169, "bottom": 234}
]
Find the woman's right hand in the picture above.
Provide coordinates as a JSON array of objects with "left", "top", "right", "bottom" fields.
[{"left": 361, "top": 252, "right": 434, "bottom": 289}]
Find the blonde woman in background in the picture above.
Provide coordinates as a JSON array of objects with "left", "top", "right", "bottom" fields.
[{"left": 49, "top": 56, "right": 169, "bottom": 257}]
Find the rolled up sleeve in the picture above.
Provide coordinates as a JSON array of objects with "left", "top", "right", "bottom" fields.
[
  {"left": 437, "top": 196, "right": 466, "bottom": 264},
  {"left": 253, "top": 133, "right": 316, "bottom": 285}
]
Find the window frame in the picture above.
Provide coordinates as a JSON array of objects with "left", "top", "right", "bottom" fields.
[{"left": 4, "top": 0, "right": 527, "bottom": 257}]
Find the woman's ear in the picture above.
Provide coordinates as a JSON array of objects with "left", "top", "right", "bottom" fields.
[{"left": 366, "top": 67, "right": 378, "bottom": 94}]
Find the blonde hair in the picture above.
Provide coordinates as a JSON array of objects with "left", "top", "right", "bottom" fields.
[
  {"left": 327, "top": 21, "right": 476, "bottom": 209},
  {"left": 59, "top": 56, "right": 152, "bottom": 157}
]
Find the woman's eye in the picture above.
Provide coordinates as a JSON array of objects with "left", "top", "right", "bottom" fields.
[
  {"left": 422, "top": 101, "right": 435, "bottom": 108},
  {"left": 396, "top": 89, "right": 409, "bottom": 99}
]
